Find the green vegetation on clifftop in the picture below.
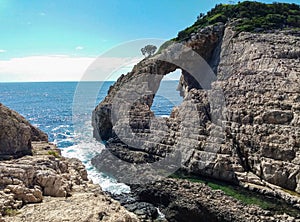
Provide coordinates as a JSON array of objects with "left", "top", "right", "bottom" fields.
[{"left": 176, "top": 1, "right": 300, "bottom": 41}]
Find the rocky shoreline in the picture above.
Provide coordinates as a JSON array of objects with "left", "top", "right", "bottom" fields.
[
  {"left": 1, "top": 3, "right": 300, "bottom": 221},
  {"left": 1, "top": 105, "right": 299, "bottom": 222},
  {"left": 0, "top": 141, "right": 139, "bottom": 222},
  {"left": 129, "top": 178, "right": 298, "bottom": 222},
  {"left": 103, "top": 177, "right": 300, "bottom": 221},
  {"left": 0, "top": 104, "right": 138, "bottom": 222}
]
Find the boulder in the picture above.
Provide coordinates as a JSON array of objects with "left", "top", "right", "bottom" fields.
[
  {"left": 262, "top": 110, "right": 294, "bottom": 125},
  {"left": 0, "top": 142, "right": 139, "bottom": 222},
  {"left": 0, "top": 103, "right": 48, "bottom": 160}
]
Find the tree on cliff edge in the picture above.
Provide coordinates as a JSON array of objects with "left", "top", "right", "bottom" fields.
[{"left": 141, "top": 45, "right": 157, "bottom": 57}]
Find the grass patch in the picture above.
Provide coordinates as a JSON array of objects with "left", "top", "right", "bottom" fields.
[
  {"left": 156, "top": 39, "right": 176, "bottom": 55},
  {"left": 3, "top": 208, "right": 20, "bottom": 216},
  {"left": 47, "top": 150, "right": 60, "bottom": 158},
  {"left": 186, "top": 177, "right": 270, "bottom": 208}
]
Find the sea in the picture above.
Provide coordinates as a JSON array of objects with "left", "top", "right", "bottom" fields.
[{"left": 0, "top": 81, "right": 182, "bottom": 194}]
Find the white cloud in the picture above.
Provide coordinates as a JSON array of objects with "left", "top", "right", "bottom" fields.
[
  {"left": 75, "top": 46, "right": 84, "bottom": 50},
  {"left": 0, "top": 49, "right": 6, "bottom": 53},
  {"left": 0, "top": 55, "right": 142, "bottom": 82},
  {"left": 0, "top": 56, "right": 94, "bottom": 82}
]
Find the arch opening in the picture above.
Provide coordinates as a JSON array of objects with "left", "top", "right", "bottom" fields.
[{"left": 151, "top": 69, "right": 183, "bottom": 117}]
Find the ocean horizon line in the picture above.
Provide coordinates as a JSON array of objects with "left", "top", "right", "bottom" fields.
[{"left": 0, "top": 79, "right": 179, "bottom": 84}]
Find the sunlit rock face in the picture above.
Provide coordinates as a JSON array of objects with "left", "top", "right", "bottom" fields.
[
  {"left": 92, "top": 21, "right": 300, "bottom": 197},
  {"left": 0, "top": 103, "right": 48, "bottom": 160},
  {"left": 0, "top": 142, "right": 139, "bottom": 222}
]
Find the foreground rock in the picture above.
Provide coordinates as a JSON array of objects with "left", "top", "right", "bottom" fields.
[
  {"left": 131, "top": 178, "right": 298, "bottom": 222},
  {"left": 0, "top": 103, "right": 48, "bottom": 160},
  {"left": 8, "top": 186, "right": 138, "bottom": 222},
  {"left": 111, "top": 192, "right": 163, "bottom": 222},
  {"left": 0, "top": 142, "right": 138, "bottom": 222}
]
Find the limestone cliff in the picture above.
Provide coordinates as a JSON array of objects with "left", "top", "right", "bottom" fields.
[
  {"left": 0, "top": 103, "right": 48, "bottom": 160},
  {"left": 92, "top": 18, "right": 300, "bottom": 207}
]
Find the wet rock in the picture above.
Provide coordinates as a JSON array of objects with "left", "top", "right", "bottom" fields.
[
  {"left": 131, "top": 179, "right": 299, "bottom": 222},
  {"left": 112, "top": 192, "right": 159, "bottom": 221}
]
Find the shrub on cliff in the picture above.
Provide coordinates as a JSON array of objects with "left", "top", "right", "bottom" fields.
[
  {"left": 176, "top": 1, "right": 300, "bottom": 41},
  {"left": 141, "top": 45, "right": 157, "bottom": 57}
]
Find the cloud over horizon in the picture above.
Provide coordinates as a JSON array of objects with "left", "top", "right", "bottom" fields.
[{"left": 0, "top": 55, "right": 142, "bottom": 82}]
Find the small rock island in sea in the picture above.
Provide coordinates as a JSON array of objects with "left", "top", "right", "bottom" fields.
[{"left": 1, "top": 1, "right": 300, "bottom": 222}]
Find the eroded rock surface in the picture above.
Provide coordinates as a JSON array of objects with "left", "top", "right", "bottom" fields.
[
  {"left": 7, "top": 186, "right": 138, "bottom": 222},
  {"left": 0, "top": 142, "right": 139, "bottom": 222},
  {"left": 0, "top": 104, "right": 48, "bottom": 160},
  {"left": 92, "top": 22, "right": 300, "bottom": 203}
]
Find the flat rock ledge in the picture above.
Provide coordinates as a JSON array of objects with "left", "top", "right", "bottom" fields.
[{"left": 0, "top": 141, "right": 138, "bottom": 222}]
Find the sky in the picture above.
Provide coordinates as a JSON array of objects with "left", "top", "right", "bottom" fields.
[{"left": 0, "top": 0, "right": 299, "bottom": 82}]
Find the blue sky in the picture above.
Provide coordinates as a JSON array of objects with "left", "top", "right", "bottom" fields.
[
  {"left": 0, "top": 0, "right": 228, "bottom": 59},
  {"left": 0, "top": 0, "right": 298, "bottom": 81}
]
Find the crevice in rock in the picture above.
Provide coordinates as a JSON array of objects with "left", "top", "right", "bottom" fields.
[
  {"left": 233, "top": 134, "right": 251, "bottom": 172},
  {"left": 209, "top": 27, "right": 225, "bottom": 74}
]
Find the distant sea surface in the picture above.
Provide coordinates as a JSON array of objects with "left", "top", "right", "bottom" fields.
[{"left": 0, "top": 81, "right": 182, "bottom": 194}]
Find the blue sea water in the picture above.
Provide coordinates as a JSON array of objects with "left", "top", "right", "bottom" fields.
[{"left": 0, "top": 81, "right": 182, "bottom": 193}]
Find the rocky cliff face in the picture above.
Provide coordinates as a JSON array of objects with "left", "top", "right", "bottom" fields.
[
  {"left": 0, "top": 103, "right": 48, "bottom": 160},
  {"left": 92, "top": 22, "right": 300, "bottom": 206}
]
